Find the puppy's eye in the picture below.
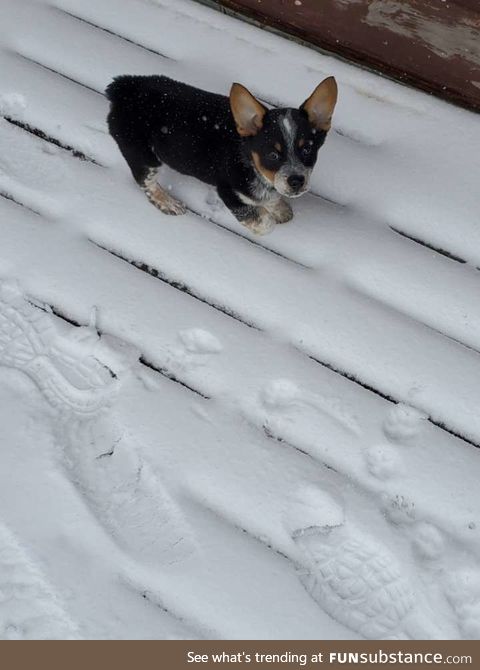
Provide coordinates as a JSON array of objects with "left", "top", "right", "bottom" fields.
[
  {"left": 301, "top": 144, "right": 312, "bottom": 155},
  {"left": 268, "top": 151, "right": 280, "bottom": 161}
]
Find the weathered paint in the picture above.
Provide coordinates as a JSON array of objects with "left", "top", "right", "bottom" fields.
[{"left": 208, "top": 0, "right": 480, "bottom": 112}]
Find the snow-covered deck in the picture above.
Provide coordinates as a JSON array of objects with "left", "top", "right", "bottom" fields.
[{"left": 1, "top": 0, "right": 480, "bottom": 640}]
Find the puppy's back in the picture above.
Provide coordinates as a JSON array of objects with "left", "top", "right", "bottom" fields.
[
  {"left": 106, "top": 75, "right": 238, "bottom": 184},
  {"left": 106, "top": 74, "right": 168, "bottom": 116},
  {"left": 106, "top": 75, "right": 170, "bottom": 144},
  {"left": 106, "top": 74, "right": 161, "bottom": 101}
]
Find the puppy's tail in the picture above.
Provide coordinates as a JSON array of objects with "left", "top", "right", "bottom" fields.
[
  {"left": 105, "top": 76, "right": 156, "bottom": 153},
  {"left": 105, "top": 75, "right": 138, "bottom": 102}
]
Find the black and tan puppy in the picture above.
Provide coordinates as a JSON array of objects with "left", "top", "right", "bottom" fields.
[{"left": 106, "top": 75, "right": 337, "bottom": 235}]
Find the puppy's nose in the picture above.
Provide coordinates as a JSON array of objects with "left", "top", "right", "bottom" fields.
[{"left": 287, "top": 174, "right": 305, "bottom": 191}]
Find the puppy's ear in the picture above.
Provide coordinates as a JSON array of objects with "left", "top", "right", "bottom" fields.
[
  {"left": 300, "top": 76, "right": 338, "bottom": 131},
  {"left": 229, "top": 83, "right": 267, "bottom": 137}
]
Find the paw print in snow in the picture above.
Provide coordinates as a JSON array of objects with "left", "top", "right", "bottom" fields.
[
  {"left": 165, "top": 328, "right": 222, "bottom": 373},
  {"left": 260, "top": 379, "right": 301, "bottom": 410},
  {"left": 178, "top": 328, "right": 222, "bottom": 354},
  {"left": 383, "top": 403, "right": 428, "bottom": 442},
  {"left": 365, "top": 443, "right": 403, "bottom": 480},
  {"left": 383, "top": 494, "right": 416, "bottom": 525}
]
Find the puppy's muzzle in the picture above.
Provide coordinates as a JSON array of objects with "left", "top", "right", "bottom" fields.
[
  {"left": 287, "top": 174, "right": 305, "bottom": 192},
  {"left": 274, "top": 168, "right": 311, "bottom": 198}
]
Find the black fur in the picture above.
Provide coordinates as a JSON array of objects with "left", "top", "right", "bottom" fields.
[{"left": 106, "top": 75, "right": 329, "bottom": 226}]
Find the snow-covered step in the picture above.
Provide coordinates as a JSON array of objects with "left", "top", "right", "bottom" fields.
[
  {"left": 0, "top": 51, "right": 109, "bottom": 163},
  {"left": 2, "top": 116, "right": 480, "bottom": 448},
  {"left": 4, "top": 1, "right": 479, "bottom": 272},
  {"left": 40, "top": 0, "right": 480, "bottom": 265},
  {"left": 3, "top": 193, "right": 480, "bottom": 568}
]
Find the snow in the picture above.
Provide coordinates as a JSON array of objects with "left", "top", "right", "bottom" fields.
[{"left": 0, "top": 0, "right": 480, "bottom": 640}]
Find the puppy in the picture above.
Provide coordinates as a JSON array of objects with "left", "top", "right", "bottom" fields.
[{"left": 106, "top": 75, "right": 337, "bottom": 234}]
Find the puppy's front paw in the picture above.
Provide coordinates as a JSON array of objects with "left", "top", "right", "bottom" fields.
[
  {"left": 242, "top": 208, "right": 276, "bottom": 235},
  {"left": 268, "top": 197, "right": 293, "bottom": 224}
]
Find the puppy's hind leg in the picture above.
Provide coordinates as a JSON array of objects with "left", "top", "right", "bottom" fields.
[
  {"left": 142, "top": 168, "right": 187, "bottom": 216},
  {"left": 112, "top": 140, "right": 186, "bottom": 216}
]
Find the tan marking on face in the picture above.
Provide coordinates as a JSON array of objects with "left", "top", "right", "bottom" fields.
[
  {"left": 251, "top": 151, "right": 276, "bottom": 185},
  {"left": 298, "top": 138, "right": 305, "bottom": 148},
  {"left": 274, "top": 141, "right": 282, "bottom": 152}
]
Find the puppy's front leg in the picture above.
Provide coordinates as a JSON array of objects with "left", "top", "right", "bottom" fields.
[
  {"left": 264, "top": 195, "right": 293, "bottom": 224},
  {"left": 240, "top": 207, "right": 277, "bottom": 235},
  {"left": 217, "top": 184, "right": 276, "bottom": 235}
]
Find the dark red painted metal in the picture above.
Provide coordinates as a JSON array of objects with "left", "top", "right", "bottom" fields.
[{"left": 212, "top": 0, "right": 480, "bottom": 112}]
